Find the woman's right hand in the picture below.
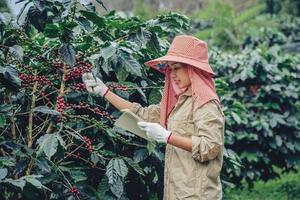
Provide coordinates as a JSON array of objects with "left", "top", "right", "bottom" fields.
[{"left": 82, "top": 73, "right": 109, "bottom": 97}]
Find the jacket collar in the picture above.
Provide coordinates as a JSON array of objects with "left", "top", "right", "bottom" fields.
[{"left": 176, "top": 86, "right": 192, "bottom": 98}]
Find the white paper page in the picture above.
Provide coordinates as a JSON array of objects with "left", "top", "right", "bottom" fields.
[{"left": 114, "top": 109, "right": 148, "bottom": 140}]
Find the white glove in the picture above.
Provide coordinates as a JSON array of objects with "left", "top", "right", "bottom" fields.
[
  {"left": 82, "top": 72, "right": 109, "bottom": 97},
  {"left": 137, "top": 121, "right": 172, "bottom": 143}
]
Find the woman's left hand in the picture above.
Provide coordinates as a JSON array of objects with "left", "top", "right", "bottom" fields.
[{"left": 137, "top": 122, "right": 171, "bottom": 143}]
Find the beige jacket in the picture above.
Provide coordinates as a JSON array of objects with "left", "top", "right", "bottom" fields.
[{"left": 130, "top": 89, "right": 225, "bottom": 200}]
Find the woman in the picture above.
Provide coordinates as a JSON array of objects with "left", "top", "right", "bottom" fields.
[{"left": 82, "top": 35, "right": 225, "bottom": 200}]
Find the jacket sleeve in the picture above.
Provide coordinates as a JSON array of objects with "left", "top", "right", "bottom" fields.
[
  {"left": 191, "top": 100, "right": 225, "bottom": 162},
  {"left": 129, "top": 102, "right": 161, "bottom": 123}
]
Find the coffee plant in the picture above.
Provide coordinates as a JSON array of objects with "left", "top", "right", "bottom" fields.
[
  {"left": 0, "top": 0, "right": 193, "bottom": 199},
  {"left": 210, "top": 40, "right": 300, "bottom": 186}
]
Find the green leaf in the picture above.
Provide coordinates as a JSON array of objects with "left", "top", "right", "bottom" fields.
[
  {"left": 56, "top": 133, "right": 66, "bottom": 149},
  {"left": 0, "top": 65, "right": 21, "bottom": 91},
  {"left": 118, "top": 51, "right": 142, "bottom": 77},
  {"left": 0, "top": 157, "right": 16, "bottom": 167},
  {"left": 129, "top": 28, "right": 152, "bottom": 48},
  {"left": 149, "top": 88, "right": 162, "bottom": 104},
  {"left": 59, "top": 43, "right": 76, "bottom": 67},
  {"left": 113, "top": 158, "right": 128, "bottom": 178},
  {"left": 133, "top": 149, "right": 148, "bottom": 163},
  {"left": 105, "top": 159, "right": 118, "bottom": 184},
  {"left": 91, "top": 152, "right": 99, "bottom": 165},
  {"left": 0, "top": 114, "right": 6, "bottom": 128},
  {"left": 0, "top": 104, "right": 13, "bottom": 113},
  {"left": 231, "top": 111, "right": 241, "bottom": 124},
  {"left": 100, "top": 44, "right": 117, "bottom": 60},
  {"left": 9, "top": 45, "right": 24, "bottom": 61},
  {"left": 116, "top": 67, "right": 128, "bottom": 82},
  {"left": 44, "top": 24, "right": 60, "bottom": 38},
  {"left": 77, "top": 16, "right": 92, "bottom": 32},
  {"left": 80, "top": 10, "right": 105, "bottom": 28},
  {"left": 95, "top": 0, "right": 107, "bottom": 11},
  {"left": 4, "top": 178, "right": 26, "bottom": 190},
  {"left": 33, "top": 106, "right": 60, "bottom": 115},
  {"left": 275, "top": 135, "right": 283, "bottom": 147},
  {"left": 105, "top": 158, "right": 128, "bottom": 187},
  {"left": 136, "top": 86, "right": 147, "bottom": 103},
  {"left": 97, "top": 176, "right": 109, "bottom": 197},
  {"left": 110, "top": 176, "right": 123, "bottom": 199},
  {"left": 123, "top": 157, "right": 145, "bottom": 176},
  {"left": 62, "top": 0, "right": 72, "bottom": 9},
  {"left": 24, "top": 175, "right": 50, "bottom": 190},
  {"left": 147, "top": 141, "right": 155, "bottom": 155},
  {"left": 37, "top": 134, "right": 59, "bottom": 159},
  {"left": 0, "top": 168, "right": 8, "bottom": 180},
  {"left": 235, "top": 3, "right": 266, "bottom": 25},
  {"left": 70, "top": 170, "right": 87, "bottom": 183},
  {"left": 0, "top": 103, "right": 13, "bottom": 113}
]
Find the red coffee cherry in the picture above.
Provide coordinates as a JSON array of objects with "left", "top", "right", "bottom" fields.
[
  {"left": 69, "top": 187, "right": 80, "bottom": 197},
  {"left": 57, "top": 95, "right": 65, "bottom": 113}
]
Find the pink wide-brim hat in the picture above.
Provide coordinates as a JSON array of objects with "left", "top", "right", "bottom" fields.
[{"left": 145, "top": 35, "right": 214, "bottom": 74}]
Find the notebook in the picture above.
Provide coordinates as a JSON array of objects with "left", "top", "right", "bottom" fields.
[{"left": 114, "top": 109, "right": 148, "bottom": 140}]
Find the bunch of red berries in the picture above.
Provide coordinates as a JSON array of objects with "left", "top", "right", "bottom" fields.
[
  {"left": 35, "top": 75, "right": 53, "bottom": 87},
  {"left": 65, "top": 61, "right": 92, "bottom": 80},
  {"left": 93, "top": 107, "right": 111, "bottom": 119},
  {"left": 69, "top": 187, "right": 80, "bottom": 198},
  {"left": 19, "top": 73, "right": 34, "bottom": 83},
  {"left": 57, "top": 96, "right": 65, "bottom": 113},
  {"left": 53, "top": 60, "right": 63, "bottom": 70},
  {"left": 83, "top": 136, "right": 94, "bottom": 153},
  {"left": 19, "top": 73, "right": 53, "bottom": 88},
  {"left": 108, "top": 83, "right": 128, "bottom": 91},
  {"left": 65, "top": 103, "right": 112, "bottom": 120},
  {"left": 70, "top": 83, "right": 86, "bottom": 91},
  {"left": 65, "top": 102, "right": 90, "bottom": 110}
]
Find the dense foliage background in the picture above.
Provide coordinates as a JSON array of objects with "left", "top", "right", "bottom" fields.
[{"left": 0, "top": 0, "right": 299, "bottom": 199}]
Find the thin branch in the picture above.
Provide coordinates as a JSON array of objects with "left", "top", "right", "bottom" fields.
[
  {"left": 28, "top": 70, "right": 38, "bottom": 148},
  {"left": 6, "top": 91, "right": 16, "bottom": 139},
  {"left": 46, "top": 63, "right": 67, "bottom": 134}
]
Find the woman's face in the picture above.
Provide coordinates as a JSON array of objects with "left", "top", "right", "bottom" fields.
[{"left": 168, "top": 62, "right": 191, "bottom": 89}]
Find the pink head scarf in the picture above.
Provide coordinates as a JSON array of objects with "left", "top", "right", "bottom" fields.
[{"left": 159, "top": 64, "right": 219, "bottom": 128}]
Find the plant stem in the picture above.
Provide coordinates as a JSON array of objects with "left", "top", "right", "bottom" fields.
[
  {"left": 28, "top": 70, "right": 38, "bottom": 148},
  {"left": 4, "top": 90, "right": 16, "bottom": 139},
  {"left": 46, "top": 63, "right": 67, "bottom": 133}
]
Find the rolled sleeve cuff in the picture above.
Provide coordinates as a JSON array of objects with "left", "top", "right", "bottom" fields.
[
  {"left": 191, "top": 136, "right": 221, "bottom": 162},
  {"left": 129, "top": 102, "right": 142, "bottom": 114}
]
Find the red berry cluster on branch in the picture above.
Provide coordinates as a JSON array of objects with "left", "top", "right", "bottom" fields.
[
  {"left": 19, "top": 73, "right": 53, "bottom": 88},
  {"left": 57, "top": 96, "right": 65, "bottom": 113},
  {"left": 65, "top": 102, "right": 90, "bottom": 110},
  {"left": 70, "top": 83, "right": 86, "bottom": 91},
  {"left": 65, "top": 61, "right": 92, "bottom": 80},
  {"left": 107, "top": 83, "right": 128, "bottom": 91},
  {"left": 83, "top": 136, "right": 94, "bottom": 153},
  {"left": 65, "top": 102, "right": 113, "bottom": 120},
  {"left": 53, "top": 60, "right": 63, "bottom": 70},
  {"left": 35, "top": 75, "right": 53, "bottom": 86},
  {"left": 69, "top": 187, "right": 80, "bottom": 198},
  {"left": 92, "top": 107, "right": 112, "bottom": 120}
]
